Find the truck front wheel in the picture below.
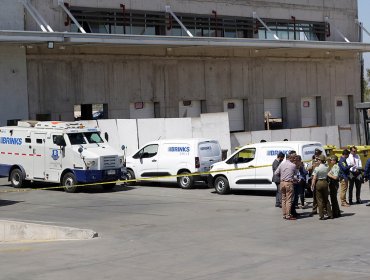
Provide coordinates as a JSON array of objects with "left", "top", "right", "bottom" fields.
[
  {"left": 10, "top": 169, "right": 24, "bottom": 188},
  {"left": 62, "top": 172, "right": 78, "bottom": 193}
]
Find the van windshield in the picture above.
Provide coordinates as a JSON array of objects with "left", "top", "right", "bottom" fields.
[{"left": 67, "top": 132, "right": 104, "bottom": 145}]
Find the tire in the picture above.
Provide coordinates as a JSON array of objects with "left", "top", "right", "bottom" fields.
[
  {"left": 177, "top": 171, "right": 194, "bottom": 189},
  {"left": 214, "top": 176, "right": 230, "bottom": 194},
  {"left": 62, "top": 172, "right": 78, "bottom": 193},
  {"left": 103, "top": 183, "right": 116, "bottom": 191},
  {"left": 10, "top": 168, "right": 24, "bottom": 188},
  {"left": 126, "top": 169, "right": 136, "bottom": 186}
]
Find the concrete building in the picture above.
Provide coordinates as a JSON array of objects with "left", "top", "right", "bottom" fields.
[{"left": 0, "top": 0, "right": 369, "bottom": 131}]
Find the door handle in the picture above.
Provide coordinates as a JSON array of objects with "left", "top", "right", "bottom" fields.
[
  {"left": 152, "top": 159, "right": 157, "bottom": 162},
  {"left": 248, "top": 165, "right": 254, "bottom": 168}
]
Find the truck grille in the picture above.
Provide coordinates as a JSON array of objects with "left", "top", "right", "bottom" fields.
[{"left": 103, "top": 156, "right": 116, "bottom": 169}]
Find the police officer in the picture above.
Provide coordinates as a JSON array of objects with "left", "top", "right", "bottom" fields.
[
  {"left": 339, "top": 149, "right": 352, "bottom": 207},
  {"left": 307, "top": 148, "right": 322, "bottom": 215},
  {"left": 311, "top": 155, "right": 332, "bottom": 220},
  {"left": 327, "top": 155, "right": 341, "bottom": 218}
]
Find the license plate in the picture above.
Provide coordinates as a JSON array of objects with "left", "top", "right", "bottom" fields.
[{"left": 107, "top": 170, "right": 116, "bottom": 175}]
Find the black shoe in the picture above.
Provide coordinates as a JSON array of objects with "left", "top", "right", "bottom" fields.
[
  {"left": 349, "top": 201, "right": 353, "bottom": 205},
  {"left": 275, "top": 204, "right": 281, "bottom": 208},
  {"left": 319, "top": 217, "right": 326, "bottom": 220},
  {"left": 356, "top": 200, "right": 362, "bottom": 204}
]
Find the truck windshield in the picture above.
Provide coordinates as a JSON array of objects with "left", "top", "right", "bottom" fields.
[
  {"left": 67, "top": 132, "right": 104, "bottom": 145},
  {"left": 85, "top": 132, "right": 104, "bottom": 144}
]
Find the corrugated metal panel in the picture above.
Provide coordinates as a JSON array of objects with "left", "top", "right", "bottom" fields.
[
  {"left": 264, "top": 98, "right": 282, "bottom": 118},
  {"left": 334, "top": 96, "right": 349, "bottom": 125},
  {"left": 223, "top": 99, "right": 244, "bottom": 132},
  {"left": 129, "top": 102, "right": 154, "bottom": 119},
  {"left": 301, "top": 97, "right": 317, "bottom": 127},
  {"left": 179, "top": 100, "right": 201, "bottom": 118}
]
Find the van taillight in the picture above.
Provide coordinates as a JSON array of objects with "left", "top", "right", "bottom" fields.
[{"left": 195, "top": 157, "right": 200, "bottom": 168}]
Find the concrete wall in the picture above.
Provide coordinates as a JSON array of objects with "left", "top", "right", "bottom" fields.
[
  {"left": 24, "top": 0, "right": 358, "bottom": 42},
  {"left": 0, "top": 46, "right": 29, "bottom": 126},
  {"left": 0, "top": 0, "right": 24, "bottom": 30},
  {"left": 26, "top": 53, "right": 361, "bottom": 131}
]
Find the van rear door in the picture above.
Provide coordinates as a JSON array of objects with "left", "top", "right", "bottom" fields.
[{"left": 198, "top": 141, "right": 222, "bottom": 173}]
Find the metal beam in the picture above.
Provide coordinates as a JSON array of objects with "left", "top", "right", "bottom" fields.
[
  {"left": 325, "top": 17, "right": 350, "bottom": 43},
  {"left": 253, "top": 12, "right": 279, "bottom": 40},
  {"left": 21, "top": 0, "right": 53, "bottom": 32},
  {"left": 19, "top": 0, "right": 47, "bottom": 32},
  {"left": 355, "top": 19, "right": 370, "bottom": 38},
  {"left": 165, "top": 6, "right": 193, "bottom": 38},
  {"left": 58, "top": 0, "right": 86, "bottom": 34}
]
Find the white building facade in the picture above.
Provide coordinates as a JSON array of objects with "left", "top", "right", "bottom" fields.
[{"left": 0, "top": 0, "right": 369, "bottom": 131}]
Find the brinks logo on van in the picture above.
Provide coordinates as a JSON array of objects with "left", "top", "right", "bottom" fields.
[
  {"left": 200, "top": 146, "right": 211, "bottom": 150},
  {"left": 267, "top": 150, "right": 290, "bottom": 156},
  {"left": 305, "top": 150, "right": 315, "bottom": 155},
  {"left": 0, "top": 137, "right": 22, "bottom": 145},
  {"left": 168, "top": 146, "right": 190, "bottom": 153}
]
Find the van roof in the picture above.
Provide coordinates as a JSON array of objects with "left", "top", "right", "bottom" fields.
[
  {"left": 242, "top": 141, "right": 323, "bottom": 148},
  {"left": 144, "top": 138, "right": 218, "bottom": 144}
]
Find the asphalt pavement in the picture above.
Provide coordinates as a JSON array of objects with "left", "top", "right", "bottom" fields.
[{"left": 0, "top": 178, "right": 370, "bottom": 280}]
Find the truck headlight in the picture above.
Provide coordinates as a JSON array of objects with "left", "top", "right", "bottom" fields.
[{"left": 86, "top": 160, "right": 96, "bottom": 168}]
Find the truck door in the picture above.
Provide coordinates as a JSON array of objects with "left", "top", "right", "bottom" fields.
[{"left": 31, "top": 132, "right": 46, "bottom": 180}]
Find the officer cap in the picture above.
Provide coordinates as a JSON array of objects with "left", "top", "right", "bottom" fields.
[
  {"left": 315, "top": 148, "right": 322, "bottom": 154},
  {"left": 318, "top": 155, "right": 326, "bottom": 162},
  {"left": 330, "top": 155, "right": 338, "bottom": 162}
]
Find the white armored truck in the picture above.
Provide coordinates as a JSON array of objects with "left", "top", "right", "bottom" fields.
[{"left": 0, "top": 121, "right": 124, "bottom": 192}]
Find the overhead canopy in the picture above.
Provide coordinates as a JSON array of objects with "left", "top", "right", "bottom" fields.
[{"left": 1, "top": 30, "right": 370, "bottom": 53}]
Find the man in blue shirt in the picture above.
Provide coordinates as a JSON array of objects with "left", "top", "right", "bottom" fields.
[{"left": 339, "top": 149, "right": 352, "bottom": 207}]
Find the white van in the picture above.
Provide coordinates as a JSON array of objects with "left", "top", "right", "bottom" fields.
[
  {"left": 0, "top": 121, "right": 124, "bottom": 192},
  {"left": 126, "top": 138, "right": 222, "bottom": 189},
  {"left": 208, "top": 141, "right": 325, "bottom": 194}
]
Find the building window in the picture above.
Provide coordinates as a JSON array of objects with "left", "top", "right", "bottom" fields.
[{"left": 69, "top": 8, "right": 325, "bottom": 41}]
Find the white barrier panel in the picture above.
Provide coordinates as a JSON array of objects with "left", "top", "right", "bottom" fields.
[
  {"left": 251, "top": 130, "right": 271, "bottom": 144},
  {"left": 191, "top": 117, "right": 202, "bottom": 138},
  {"left": 338, "top": 125, "right": 358, "bottom": 147},
  {"left": 290, "top": 128, "right": 310, "bottom": 141},
  {"left": 271, "top": 129, "right": 291, "bottom": 141},
  {"left": 117, "top": 119, "right": 139, "bottom": 156},
  {"left": 164, "top": 118, "right": 192, "bottom": 139},
  {"left": 96, "top": 119, "right": 121, "bottom": 152},
  {"left": 137, "top": 119, "right": 166, "bottom": 147},
  {"left": 231, "top": 132, "right": 252, "bottom": 151},
  {"left": 198, "top": 113, "right": 231, "bottom": 155},
  {"left": 325, "top": 126, "right": 340, "bottom": 147}
]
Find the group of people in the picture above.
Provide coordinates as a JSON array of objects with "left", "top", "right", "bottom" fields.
[{"left": 273, "top": 146, "right": 370, "bottom": 221}]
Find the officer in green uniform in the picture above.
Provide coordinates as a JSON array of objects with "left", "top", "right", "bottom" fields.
[
  {"left": 307, "top": 148, "right": 322, "bottom": 215},
  {"left": 311, "top": 155, "right": 332, "bottom": 220},
  {"left": 327, "top": 155, "right": 341, "bottom": 218}
]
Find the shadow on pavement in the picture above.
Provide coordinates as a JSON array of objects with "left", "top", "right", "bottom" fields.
[{"left": 0, "top": 200, "right": 23, "bottom": 207}]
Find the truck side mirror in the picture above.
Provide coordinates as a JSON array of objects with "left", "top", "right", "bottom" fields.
[
  {"left": 54, "top": 135, "right": 66, "bottom": 147},
  {"left": 121, "top": 145, "right": 126, "bottom": 150}
]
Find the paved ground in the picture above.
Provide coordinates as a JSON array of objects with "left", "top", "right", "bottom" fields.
[{"left": 1, "top": 178, "right": 370, "bottom": 280}]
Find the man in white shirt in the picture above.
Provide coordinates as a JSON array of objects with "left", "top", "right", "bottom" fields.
[{"left": 346, "top": 146, "right": 363, "bottom": 204}]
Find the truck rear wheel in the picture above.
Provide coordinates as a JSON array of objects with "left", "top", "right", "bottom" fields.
[
  {"left": 62, "top": 172, "right": 78, "bottom": 193},
  {"left": 10, "top": 169, "right": 24, "bottom": 188},
  {"left": 177, "top": 172, "right": 194, "bottom": 189},
  {"left": 214, "top": 176, "right": 230, "bottom": 194}
]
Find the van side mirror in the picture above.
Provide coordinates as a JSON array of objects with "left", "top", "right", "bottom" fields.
[
  {"left": 140, "top": 152, "right": 149, "bottom": 159},
  {"left": 54, "top": 135, "right": 66, "bottom": 147},
  {"left": 78, "top": 147, "right": 83, "bottom": 154}
]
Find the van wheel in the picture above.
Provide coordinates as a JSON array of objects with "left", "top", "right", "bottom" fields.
[
  {"left": 62, "top": 172, "right": 78, "bottom": 193},
  {"left": 103, "top": 183, "right": 116, "bottom": 191},
  {"left": 10, "top": 169, "right": 24, "bottom": 188},
  {"left": 126, "top": 169, "right": 136, "bottom": 186},
  {"left": 177, "top": 172, "right": 194, "bottom": 189},
  {"left": 214, "top": 176, "right": 230, "bottom": 194}
]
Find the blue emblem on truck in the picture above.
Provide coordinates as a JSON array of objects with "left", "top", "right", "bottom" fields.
[{"left": 51, "top": 149, "right": 59, "bottom": 160}]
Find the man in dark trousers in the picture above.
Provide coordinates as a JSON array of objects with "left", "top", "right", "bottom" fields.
[
  {"left": 272, "top": 152, "right": 285, "bottom": 208},
  {"left": 339, "top": 149, "right": 352, "bottom": 207},
  {"left": 364, "top": 158, "right": 370, "bottom": 207}
]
